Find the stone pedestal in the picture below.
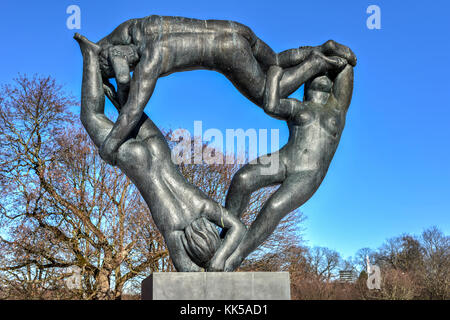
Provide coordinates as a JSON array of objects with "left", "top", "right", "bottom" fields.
[{"left": 141, "top": 272, "right": 290, "bottom": 300}]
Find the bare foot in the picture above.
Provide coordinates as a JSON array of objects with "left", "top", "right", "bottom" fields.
[{"left": 73, "top": 33, "right": 101, "bottom": 55}]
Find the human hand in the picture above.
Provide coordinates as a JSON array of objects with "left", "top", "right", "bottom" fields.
[
  {"left": 224, "top": 251, "right": 244, "bottom": 272},
  {"left": 208, "top": 256, "right": 226, "bottom": 272}
]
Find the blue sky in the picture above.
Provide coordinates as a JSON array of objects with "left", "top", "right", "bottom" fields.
[{"left": 0, "top": 0, "right": 449, "bottom": 259}]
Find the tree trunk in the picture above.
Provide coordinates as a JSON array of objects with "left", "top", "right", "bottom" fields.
[{"left": 95, "top": 269, "right": 111, "bottom": 300}]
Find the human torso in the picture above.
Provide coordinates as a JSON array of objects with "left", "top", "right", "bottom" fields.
[
  {"left": 130, "top": 15, "right": 253, "bottom": 75},
  {"left": 280, "top": 101, "right": 345, "bottom": 175},
  {"left": 117, "top": 134, "right": 212, "bottom": 234},
  {"left": 133, "top": 15, "right": 245, "bottom": 38}
]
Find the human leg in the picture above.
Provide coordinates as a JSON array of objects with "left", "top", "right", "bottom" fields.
[
  {"left": 225, "top": 172, "right": 317, "bottom": 271},
  {"left": 279, "top": 50, "right": 347, "bottom": 98},
  {"left": 278, "top": 40, "right": 357, "bottom": 68},
  {"left": 225, "top": 153, "right": 286, "bottom": 219},
  {"left": 74, "top": 33, "right": 114, "bottom": 149},
  {"left": 213, "top": 33, "right": 268, "bottom": 105}
]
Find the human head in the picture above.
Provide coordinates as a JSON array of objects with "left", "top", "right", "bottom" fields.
[
  {"left": 305, "top": 75, "right": 333, "bottom": 104},
  {"left": 181, "top": 217, "right": 221, "bottom": 268},
  {"left": 98, "top": 44, "right": 139, "bottom": 79}
]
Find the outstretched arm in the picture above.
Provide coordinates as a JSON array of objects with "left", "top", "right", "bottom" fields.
[
  {"left": 278, "top": 40, "right": 357, "bottom": 69},
  {"left": 99, "top": 47, "right": 162, "bottom": 165}
]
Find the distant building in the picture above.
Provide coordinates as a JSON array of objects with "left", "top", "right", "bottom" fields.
[{"left": 339, "top": 270, "right": 356, "bottom": 283}]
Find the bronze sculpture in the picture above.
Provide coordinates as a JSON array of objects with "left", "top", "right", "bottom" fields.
[{"left": 74, "top": 14, "right": 356, "bottom": 271}]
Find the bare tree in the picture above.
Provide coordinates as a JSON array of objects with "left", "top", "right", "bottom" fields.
[
  {"left": 0, "top": 75, "right": 168, "bottom": 299},
  {"left": 0, "top": 75, "right": 307, "bottom": 299},
  {"left": 172, "top": 133, "right": 306, "bottom": 260},
  {"left": 420, "top": 226, "right": 449, "bottom": 299},
  {"left": 305, "top": 247, "right": 342, "bottom": 281},
  {"left": 360, "top": 227, "right": 449, "bottom": 300}
]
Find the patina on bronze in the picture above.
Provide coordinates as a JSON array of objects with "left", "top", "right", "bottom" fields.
[{"left": 74, "top": 15, "right": 356, "bottom": 272}]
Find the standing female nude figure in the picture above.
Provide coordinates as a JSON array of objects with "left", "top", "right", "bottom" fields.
[
  {"left": 93, "top": 15, "right": 356, "bottom": 166},
  {"left": 223, "top": 64, "right": 354, "bottom": 271}
]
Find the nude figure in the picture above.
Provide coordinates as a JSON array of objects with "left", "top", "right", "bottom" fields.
[
  {"left": 75, "top": 15, "right": 357, "bottom": 272},
  {"left": 74, "top": 33, "right": 246, "bottom": 272},
  {"left": 223, "top": 64, "right": 354, "bottom": 271},
  {"left": 92, "top": 15, "right": 356, "bottom": 166}
]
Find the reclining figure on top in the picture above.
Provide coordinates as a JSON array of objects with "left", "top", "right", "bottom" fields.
[{"left": 93, "top": 15, "right": 356, "bottom": 165}]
